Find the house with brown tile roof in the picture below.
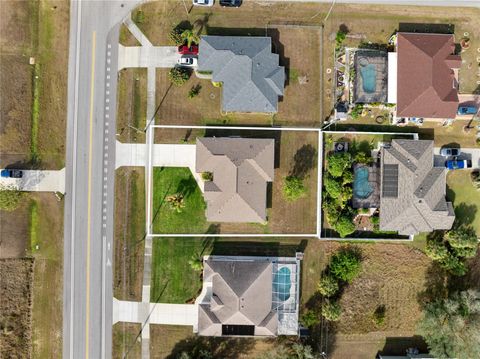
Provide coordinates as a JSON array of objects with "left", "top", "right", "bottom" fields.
[
  {"left": 396, "top": 33, "right": 462, "bottom": 119},
  {"left": 380, "top": 139, "right": 455, "bottom": 235},
  {"left": 195, "top": 137, "right": 275, "bottom": 223}
]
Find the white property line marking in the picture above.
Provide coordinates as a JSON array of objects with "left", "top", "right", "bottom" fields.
[
  {"left": 149, "top": 234, "right": 318, "bottom": 238},
  {"left": 316, "top": 131, "right": 323, "bottom": 238}
]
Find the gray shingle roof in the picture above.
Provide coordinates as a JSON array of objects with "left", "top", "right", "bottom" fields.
[
  {"left": 196, "top": 137, "right": 275, "bottom": 223},
  {"left": 198, "top": 258, "right": 277, "bottom": 337},
  {"left": 198, "top": 36, "right": 285, "bottom": 113},
  {"left": 379, "top": 139, "right": 455, "bottom": 235}
]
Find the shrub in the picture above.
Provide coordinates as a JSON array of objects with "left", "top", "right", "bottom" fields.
[
  {"left": 373, "top": 305, "right": 386, "bottom": 326},
  {"left": 333, "top": 215, "right": 356, "bottom": 238},
  {"left": 0, "top": 185, "right": 25, "bottom": 211},
  {"left": 201, "top": 172, "right": 213, "bottom": 181},
  {"left": 318, "top": 275, "right": 339, "bottom": 297},
  {"left": 301, "top": 309, "right": 320, "bottom": 328},
  {"left": 425, "top": 237, "right": 449, "bottom": 261},
  {"left": 446, "top": 226, "right": 478, "bottom": 258},
  {"left": 134, "top": 10, "right": 145, "bottom": 24},
  {"left": 321, "top": 300, "right": 342, "bottom": 321},
  {"left": 342, "top": 170, "right": 353, "bottom": 185},
  {"left": 329, "top": 247, "right": 362, "bottom": 282},
  {"left": 168, "top": 67, "right": 190, "bottom": 86},
  {"left": 282, "top": 176, "right": 306, "bottom": 201},
  {"left": 168, "top": 25, "right": 185, "bottom": 45},
  {"left": 322, "top": 199, "right": 340, "bottom": 225},
  {"left": 354, "top": 151, "right": 373, "bottom": 164},
  {"left": 188, "top": 84, "right": 201, "bottom": 99},
  {"left": 350, "top": 104, "right": 363, "bottom": 119},
  {"left": 324, "top": 175, "right": 342, "bottom": 199},
  {"left": 327, "top": 152, "right": 352, "bottom": 178}
]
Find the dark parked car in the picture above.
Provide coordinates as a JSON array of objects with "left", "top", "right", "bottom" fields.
[
  {"left": 177, "top": 45, "right": 199, "bottom": 55},
  {"left": 219, "top": 0, "right": 242, "bottom": 7},
  {"left": 1, "top": 169, "right": 23, "bottom": 178}
]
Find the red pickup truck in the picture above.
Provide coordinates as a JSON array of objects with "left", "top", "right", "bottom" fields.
[{"left": 178, "top": 45, "right": 199, "bottom": 55}]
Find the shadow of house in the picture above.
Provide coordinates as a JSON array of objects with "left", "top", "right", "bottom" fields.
[
  {"left": 166, "top": 336, "right": 258, "bottom": 359},
  {"left": 211, "top": 240, "right": 303, "bottom": 258},
  {"left": 266, "top": 28, "right": 290, "bottom": 88},
  {"left": 398, "top": 23, "right": 454, "bottom": 34}
]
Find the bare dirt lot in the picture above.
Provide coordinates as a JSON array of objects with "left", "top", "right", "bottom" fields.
[
  {"left": 0, "top": 258, "right": 34, "bottom": 359},
  {"left": 0, "top": 198, "right": 30, "bottom": 258},
  {"left": 113, "top": 322, "right": 141, "bottom": 359},
  {"left": 0, "top": 0, "right": 69, "bottom": 169}
]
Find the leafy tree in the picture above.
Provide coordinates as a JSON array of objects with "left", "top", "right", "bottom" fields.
[
  {"left": 329, "top": 247, "right": 362, "bottom": 282},
  {"left": 326, "top": 152, "right": 352, "bottom": 178},
  {"left": 446, "top": 226, "right": 478, "bottom": 258},
  {"left": 322, "top": 300, "right": 342, "bottom": 321},
  {"left": 440, "top": 252, "right": 467, "bottom": 276},
  {"left": 291, "top": 343, "right": 317, "bottom": 359},
  {"left": 168, "top": 24, "right": 185, "bottom": 45},
  {"left": 354, "top": 151, "right": 373, "bottom": 165},
  {"left": 425, "top": 237, "right": 449, "bottom": 261},
  {"left": 418, "top": 290, "right": 480, "bottom": 359},
  {"left": 168, "top": 67, "right": 190, "bottom": 86},
  {"left": 301, "top": 309, "right": 320, "bottom": 328},
  {"left": 181, "top": 29, "right": 200, "bottom": 48},
  {"left": 339, "top": 186, "right": 353, "bottom": 203},
  {"left": 260, "top": 343, "right": 318, "bottom": 359},
  {"left": 324, "top": 175, "right": 342, "bottom": 199},
  {"left": 342, "top": 170, "right": 353, "bottom": 185},
  {"left": 333, "top": 214, "right": 356, "bottom": 238},
  {"left": 318, "top": 275, "right": 339, "bottom": 297},
  {"left": 282, "top": 176, "right": 306, "bottom": 201},
  {"left": 0, "top": 185, "right": 25, "bottom": 211},
  {"left": 322, "top": 199, "right": 339, "bottom": 225}
]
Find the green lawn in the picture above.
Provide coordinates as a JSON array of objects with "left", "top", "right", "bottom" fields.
[
  {"left": 447, "top": 170, "right": 480, "bottom": 236},
  {"left": 152, "top": 167, "right": 207, "bottom": 234},
  {"left": 150, "top": 237, "right": 210, "bottom": 303}
]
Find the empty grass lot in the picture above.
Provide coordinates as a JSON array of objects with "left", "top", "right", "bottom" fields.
[
  {"left": 152, "top": 167, "right": 207, "bottom": 234},
  {"left": 112, "top": 323, "right": 141, "bottom": 359}
]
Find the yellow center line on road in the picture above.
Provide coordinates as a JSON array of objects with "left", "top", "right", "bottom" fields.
[{"left": 85, "top": 30, "right": 96, "bottom": 359}]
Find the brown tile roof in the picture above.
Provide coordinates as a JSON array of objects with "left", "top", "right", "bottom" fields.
[
  {"left": 379, "top": 139, "right": 455, "bottom": 235},
  {"left": 196, "top": 137, "right": 275, "bottom": 223},
  {"left": 397, "top": 33, "right": 461, "bottom": 119}
]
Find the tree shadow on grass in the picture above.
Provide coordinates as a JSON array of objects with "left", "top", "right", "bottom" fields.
[
  {"left": 167, "top": 336, "right": 257, "bottom": 359},
  {"left": 290, "top": 144, "right": 317, "bottom": 179},
  {"left": 452, "top": 202, "right": 477, "bottom": 227},
  {"left": 176, "top": 176, "right": 199, "bottom": 199}
]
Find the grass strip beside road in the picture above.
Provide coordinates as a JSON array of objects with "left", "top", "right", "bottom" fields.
[
  {"left": 29, "top": 199, "right": 39, "bottom": 253},
  {"left": 31, "top": 63, "right": 40, "bottom": 164}
]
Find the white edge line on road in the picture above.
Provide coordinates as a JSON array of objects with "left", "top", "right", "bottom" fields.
[{"left": 69, "top": 1, "right": 82, "bottom": 358}]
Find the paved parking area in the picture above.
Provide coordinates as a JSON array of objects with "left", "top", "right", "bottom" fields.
[
  {"left": 0, "top": 169, "right": 65, "bottom": 192},
  {"left": 433, "top": 147, "right": 480, "bottom": 169}
]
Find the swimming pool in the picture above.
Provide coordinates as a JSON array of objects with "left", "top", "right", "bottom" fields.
[
  {"left": 354, "top": 167, "right": 373, "bottom": 199},
  {"left": 273, "top": 267, "right": 291, "bottom": 302},
  {"left": 360, "top": 64, "right": 377, "bottom": 93}
]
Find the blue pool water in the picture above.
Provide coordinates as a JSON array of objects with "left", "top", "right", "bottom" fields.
[
  {"left": 360, "top": 64, "right": 377, "bottom": 93},
  {"left": 273, "top": 267, "right": 291, "bottom": 301},
  {"left": 354, "top": 167, "right": 373, "bottom": 199}
]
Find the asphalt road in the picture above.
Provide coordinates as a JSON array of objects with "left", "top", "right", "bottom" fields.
[{"left": 62, "top": 1, "right": 140, "bottom": 358}]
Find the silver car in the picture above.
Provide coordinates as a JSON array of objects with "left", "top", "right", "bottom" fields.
[{"left": 440, "top": 147, "right": 460, "bottom": 157}]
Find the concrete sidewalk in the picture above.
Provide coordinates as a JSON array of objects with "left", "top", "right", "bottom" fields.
[
  {"left": 0, "top": 168, "right": 65, "bottom": 192},
  {"left": 113, "top": 299, "right": 197, "bottom": 328}
]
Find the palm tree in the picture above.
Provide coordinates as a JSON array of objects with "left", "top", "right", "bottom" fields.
[
  {"left": 181, "top": 29, "right": 200, "bottom": 48},
  {"left": 166, "top": 193, "right": 185, "bottom": 213}
]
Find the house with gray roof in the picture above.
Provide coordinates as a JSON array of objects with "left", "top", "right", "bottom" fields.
[
  {"left": 198, "top": 35, "right": 285, "bottom": 113},
  {"left": 197, "top": 255, "right": 300, "bottom": 337},
  {"left": 380, "top": 139, "right": 455, "bottom": 235},
  {"left": 196, "top": 137, "right": 275, "bottom": 223}
]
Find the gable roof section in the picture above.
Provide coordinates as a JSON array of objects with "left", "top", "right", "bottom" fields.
[
  {"left": 379, "top": 139, "right": 455, "bottom": 235},
  {"left": 396, "top": 33, "right": 461, "bottom": 119},
  {"left": 196, "top": 137, "right": 275, "bottom": 223},
  {"left": 198, "top": 259, "right": 277, "bottom": 336},
  {"left": 198, "top": 35, "right": 285, "bottom": 113}
]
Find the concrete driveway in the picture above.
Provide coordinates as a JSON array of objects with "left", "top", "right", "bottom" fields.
[
  {"left": 118, "top": 45, "right": 180, "bottom": 70},
  {"left": 434, "top": 147, "right": 480, "bottom": 169},
  {"left": 113, "top": 299, "right": 197, "bottom": 328},
  {"left": 0, "top": 168, "right": 65, "bottom": 192}
]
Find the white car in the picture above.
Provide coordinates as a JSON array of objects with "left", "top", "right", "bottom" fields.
[
  {"left": 177, "top": 56, "right": 198, "bottom": 68},
  {"left": 193, "top": 0, "right": 214, "bottom": 6}
]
